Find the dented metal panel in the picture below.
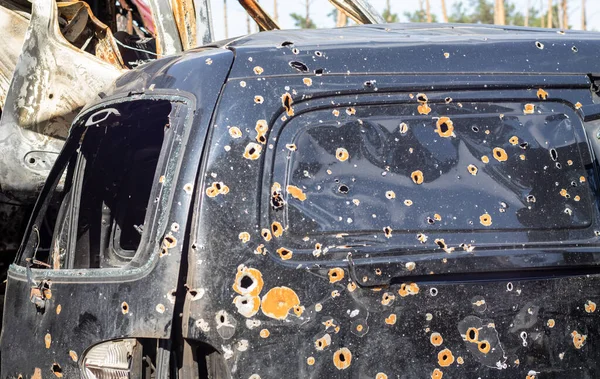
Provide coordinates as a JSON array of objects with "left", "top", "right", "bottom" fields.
[{"left": 0, "top": 2, "right": 28, "bottom": 111}]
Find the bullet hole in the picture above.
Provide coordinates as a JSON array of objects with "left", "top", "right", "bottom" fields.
[
  {"left": 547, "top": 319, "right": 555, "bottom": 328},
  {"left": 385, "top": 190, "right": 396, "bottom": 199},
  {"left": 239, "top": 232, "right": 250, "bottom": 243},
  {"left": 385, "top": 314, "right": 397, "bottom": 325},
  {"left": 435, "top": 117, "right": 454, "bottom": 138},
  {"left": 472, "top": 126, "right": 479, "bottom": 132},
  {"left": 479, "top": 213, "right": 492, "bottom": 226},
  {"left": 332, "top": 109, "right": 340, "bottom": 117},
  {"left": 271, "top": 221, "right": 283, "bottom": 237},
  {"left": 430, "top": 287, "right": 438, "bottom": 296},
  {"left": 430, "top": 332, "right": 443, "bottom": 346},
  {"left": 271, "top": 183, "right": 285, "bottom": 211},
  {"left": 281, "top": 93, "right": 294, "bottom": 116},
  {"left": 445, "top": 97, "right": 452, "bottom": 103},
  {"left": 411, "top": 170, "right": 424, "bottom": 184},
  {"left": 432, "top": 369, "right": 443, "bottom": 379},
  {"left": 243, "top": 142, "right": 262, "bottom": 160},
  {"left": 292, "top": 48, "right": 300, "bottom": 55},
  {"left": 45, "top": 333, "right": 52, "bottom": 349},
  {"left": 416, "top": 93, "right": 428, "bottom": 103},
  {"left": 572, "top": 46, "right": 578, "bottom": 53},
  {"left": 183, "top": 183, "right": 193, "bottom": 194},
  {"left": 537, "top": 88, "right": 549, "bottom": 99},
  {"left": 556, "top": 162, "right": 562, "bottom": 169},
  {"left": 438, "top": 348, "right": 455, "bottom": 367},
  {"left": 478, "top": 340, "right": 491, "bottom": 354},
  {"left": 467, "top": 164, "right": 478, "bottom": 175},
  {"left": 260, "top": 329, "right": 270, "bottom": 338},
  {"left": 51, "top": 363, "right": 62, "bottom": 378},
  {"left": 585, "top": 300, "right": 596, "bottom": 313},
  {"left": 315, "top": 334, "right": 331, "bottom": 350},
  {"left": 427, "top": 217, "right": 435, "bottom": 225},
  {"left": 329, "top": 268, "right": 345, "bottom": 283},
  {"left": 156, "top": 304, "right": 166, "bottom": 313},
  {"left": 535, "top": 41, "right": 544, "bottom": 49},
  {"left": 493, "top": 147, "right": 508, "bottom": 162},
  {"left": 375, "top": 268, "right": 383, "bottom": 276},
  {"left": 254, "top": 95, "right": 264, "bottom": 104},
  {"left": 163, "top": 234, "right": 177, "bottom": 248},
  {"left": 314, "top": 68, "right": 324, "bottom": 76},
  {"left": 277, "top": 247, "right": 293, "bottom": 260},
  {"left": 346, "top": 107, "right": 356, "bottom": 115},
  {"left": 524, "top": 103, "right": 535, "bottom": 114},
  {"left": 550, "top": 148, "right": 558, "bottom": 161},
  {"left": 307, "top": 357, "right": 316, "bottom": 365},
  {"left": 526, "top": 194, "right": 536, "bottom": 203},
  {"left": 261, "top": 229, "right": 272, "bottom": 241},
  {"left": 417, "top": 233, "right": 428, "bottom": 243},
  {"left": 404, "top": 199, "right": 413, "bottom": 206},
  {"left": 338, "top": 184, "right": 349, "bottom": 194},
  {"left": 281, "top": 41, "right": 294, "bottom": 47},
  {"left": 253, "top": 66, "right": 264, "bottom": 75},
  {"left": 509, "top": 136, "right": 519, "bottom": 145},
  {"left": 120, "top": 302, "right": 129, "bottom": 314},
  {"left": 572, "top": 330, "right": 587, "bottom": 349},
  {"left": 336, "top": 147, "right": 349, "bottom": 161},
  {"left": 289, "top": 61, "right": 309, "bottom": 73},
  {"left": 399, "top": 122, "right": 409, "bottom": 134},
  {"left": 466, "top": 327, "right": 479, "bottom": 342},
  {"left": 333, "top": 348, "right": 352, "bottom": 370},
  {"left": 383, "top": 226, "right": 393, "bottom": 238},
  {"left": 171, "top": 222, "right": 180, "bottom": 232},
  {"left": 364, "top": 81, "right": 375, "bottom": 88}
]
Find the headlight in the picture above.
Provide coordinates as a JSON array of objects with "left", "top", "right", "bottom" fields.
[{"left": 81, "top": 339, "right": 141, "bottom": 379}]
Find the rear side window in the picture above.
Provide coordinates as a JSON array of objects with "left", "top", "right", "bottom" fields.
[{"left": 273, "top": 102, "right": 593, "bottom": 238}]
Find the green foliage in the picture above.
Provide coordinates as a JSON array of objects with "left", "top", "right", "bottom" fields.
[
  {"left": 290, "top": 12, "right": 317, "bottom": 29},
  {"left": 404, "top": 9, "right": 438, "bottom": 23},
  {"left": 448, "top": 0, "right": 544, "bottom": 26},
  {"left": 382, "top": 8, "right": 399, "bottom": 23}
]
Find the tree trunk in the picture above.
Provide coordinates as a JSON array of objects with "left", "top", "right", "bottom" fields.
[
  {"left": 336, "top": 9, "right": 347, "bottom": 27},
  {"left": 524, "top": 0, "right": 529, "bottom": 26},
  {"left": 547, "top": 0, "right": 552, "bottom": 28},
  {"left": 561, "top": 0, "right": 567, "bottom": 29},
  {"left": 273, "top": 0, "right": 278, "bottom": 23},
  {"left": 305, "top": 0, "right": 310, "bottom": 29},
  {"left": 246, "top": 14, "right": 251, "bottom": 34},
  {"left": 581, "top": 0, "right": 586, "bottom": 30},
  {"left": 426, "top": 0, "right": 432, "bottom": 22},
  {"left": 224, "top": 0, "right": 228, "bottom": 38},
  {"left": 494, "top": 0, "right": 505, "bottom": 25},
  {"left": 441, "top": 0, "right": 448, "bottom": 22}
]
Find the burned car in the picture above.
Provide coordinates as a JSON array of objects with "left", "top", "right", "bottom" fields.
[{"left": 3, "top": 4, "right": 600, "bottom": 379}]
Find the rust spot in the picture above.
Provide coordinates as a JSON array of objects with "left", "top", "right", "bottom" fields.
[
  {"left": 574, "top": 195, "right": 581, "bottom": 202},
  {"left": 547, "top": 319, "right": 555, "bottom": 328},
  {"left": 355, "top": 324, "right": 364, "bottom": 332},
  {"left": 271, "top": 182, "right": 285, "bottom": 210},
  {"left": 293, "top": 305, "right": 305, "bottom": 316},
  {"left": 156, "top": 304, "right": 166, "bottom": 313},
  {"left": 243, "top": 142, "right": 263, "bottom": 160},
  {"left": 411, "top": 170, "right": 424, "bottom": 184},
  {"left": 254, "top": 244, "right": 266, "bottom": 255},
  {"left": 287, "top": 185, "right": 307, "bottom": 201},
  {"left": 417, "top": 233, "right": 428, "bottom": 243},
  {"left": 254, "top": 95, "right": 264, "bottom": 104},
  {"left": 261, "top": 229, "right": 272, "bottom": 241},
  {"left": 478, "top": 340, "right": 491, "bottom": 354},
  {"left": 434, "top": 238, "right": 454, "bottom": 253},
  {"left": 336, "top": 148, "right": 349, "bottom": 162},
  {"left": 457, "top": 357, "right": 464, "bottom": 365},
  {"left": 571, "top": 330, "right": 587, "bottom": 349},
  {"left": 479, "top": 213, "right": 492, "bottom": 226},
  {"left": 537, "top": 88, "right": 549, "bottom": 100},
  {"left": 585, "top": 300, "right": 596, "bottom": 313},
  {"left": 398, "top": 282, "right": 420, "bottom": 297},
  {"left": 481, "top": 155, "right": 490, "bottom": 164},
  {"left": 259, "top": 328, "right": 270, "bottom": 338},
  {"left": 261, "top": 286, "right": 300, "bottom": 320},
  {"left": 404, "top": 199, "right": 413, "bottom": 206},
  {"left": 524, "top": 103, "right": 535, "bottom": 114},
  {"left": 332, "top": 109, "right": 340, "bottom": 117},
  {"left": 56, "top": 305, "right": 62, "bottom": 315},
  {"left": 383, "top": 226, "right": 393, "bottom": 238},
  {"left": 271, "top": 222, "right": 284, "bottom": 237},
  {"left": 385, "top": 190, "right": 396, "bottom": 199},
  {"left": 437, "top": 348, "right": 455, "bottom": 367},
  {"left": 467, "top": 164, "right": 478, "bottom": 175},
  {"left": 417, "top": 93, "right": 428, "bottom": 103},
  {"left": 238, "top": 232, "right": 250, "bottom": 243},
  {"left": 560, "top": 188, "right": 569, "bottom": 198},
  {"left": 347, "top": 282, "right": 357, "bottom": 292},
  {"left": 385, "top": 314, "right": 397, "bottom": 325},
  {"left": 430, "top": 332, "right": 443, "bottom": 346},
  {"left": 159, "top": 175, "right": 165, "bottom": 183},
  {"left": 580, "top": 176, "right": 586, "bottom": 183},
  {"left": 303, "top": 78, "right": 313, "bottom": 86},
  {"left": 434, "top": 213, "right": 442, "bottom": 221},
  {"left": 333, "top": 347, "right": 352, "bottom": 370},
  {"left": 32, "top": 368, "right": 42, "bottom": 379},
  {"left": 328, "top": 268, "right": 345, "bottom": 283},
  {"left": 253, "top": 66, "right": 264, "bottom": 75},
  {"left": 381, "top": 292, "right": 395, "bottom": 306},
  {"left": 121, "top": 302, "right": 129, "bottom": 314},
  {"left": 45, "top": 333, "right": 52, "bottom": 349},
  {"left": 432, "top": 368, "right": 443, "bottom": 379},
  {"left": 285, "top": 144, "right": 297, "bottom": 151},
  {"left": 418, "top": 103, "right": 432, "bottom": 115},
  {"left": 315, "top": 303, "right": 323, "bottom": 312},
  {"left": 331, "top": 290, "right": 341, "bottom": 298},
  {"left": 520, "top": 154, "right": 526, "bottom": 160},
  {"left": 276, "top": 247, "right": 293, "bottom": 260},
  {"left": 282, "top": 93, "right": 294, "bottom": 116},
  {"left": 435, "top": 117, "right": 455, "bottom": 138},
  {"left": 509, "top": 136, "right": 519, "bottom": 145},
  {"left": 493, "top": 147, "right": 508, "bottom": 162},
  {"left": 206, "top": 182, "right": 229, "bottom": 197},
  {"left": 307, "top": 356, "right": 315, "bottom": 365},
  {"left": 346, "top": 107, "right": 356, "bottom": 115},
  {"left": 575, "top": 102, "right": 582, "bottom": 109},
  {"left": 69, "top": 350, "right": 78, "bottom": 362},
  {"left": 315, "top": 334, "right": 332, "bottom": 350},
  {"left": 233, "top": 266, "right": 264, "bottom": 296}
]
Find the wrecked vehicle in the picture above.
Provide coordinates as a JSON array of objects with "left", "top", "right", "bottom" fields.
[{"left": 4, "top": 3, "right": 600, "bottom": 379}]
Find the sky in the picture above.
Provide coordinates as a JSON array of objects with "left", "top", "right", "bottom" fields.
[{"left": 208, "top": 0, "right": 600, "bottom": 41}]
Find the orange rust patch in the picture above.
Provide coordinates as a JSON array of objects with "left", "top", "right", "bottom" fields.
[
  {"left": 417, "top": 233, "right": 428, "bottom": 243},
  {"left": 435, "top": 117, "right": 455, "bottom": 138},
  {"left": 255, "top": 119, "right": 268, "bottom": 134},
  {"left": 287, "top": 185, "right": 307, "bottom": 201},
  {"left": 509, "top": 136, "right": 519, "bottom": 145},
  {"left": 467, "top": 164, "right": 478, "bottom": 175},
  {"left": 333, "top": 347, "right": 352, "bottom": 370},
  {"left": 255, "top": 244, "right": 266, "bottom": 255},
  {"left": 332, "top": 109, "right": 340, "bottom": 117},
  {"left": 524, "top": 104, "right": 535, "bottom": 114},
  {"left": 481, "top": 155, "right": 490, "bottom": 164},
  {"left": 418, "top": 103, "right": 432, "bottom": 115},
  {"left": 434, "top": 213, "right": 442, "bottom": 221},
  {"left": 276, "top": 247, "right": 293, "bottom": 260},
  {"left": 346, "top": 107, "right": 356, "bottom": 115},
  {"left": 233, "top": 294, "right": 261, "bottom": 318},
  {"left": 430, "top": 332, "right": 443, "bottom": 346},
  {"left": 293, "top": 305, "right": 305, "bottom": 317},
  {"left": 383, "top": 226, "right": 393, "bottom": 238},
  {"left": 307, "top": 356, "right": 315, "bottom": 365},
  {"left": 69, "top": 350, "right": 78, "bottom": 362},
  {"left": 271, "top": 222, "right": 284, "bottom": 237},
  {"left": 206, "top": 182, "right": 229, "bottom": 197},
  {"left": 347, "top": 282, "right": 357, "bottom": 292},
  {"left": 404, "top": 199, "right": 413, "bottom": 206},
  {"left": 385, "top": 313, "right": 397, "bottom": 325},
  {"left": 537, "top": 88, "right": 549, "bottom": 100},
  {"left": 259, "top": 328, "right": 270, "bottom": 338},
  {"left": 315, "top": 334, "right": 332, "bottom": 350},
  {"left": 253, "top": 66, "right": 264, "bottom": 75},
  {"left": 465, "top": 327, "right": 479, "bottom": 342},
  {"left": 437, "top": 348, "right": 455, "bottom": 367},
  {"left": 243, "top": 142, "right": 262, "bottom": 160},
  {"left": 547, "top": 319, "right": 555, "bottom": 328},
  {"left": 228, "top": 126, "right": 242, "bottom": 138},
  {"left": 355, "top": 324, "right": 364, "bottom": 332},
  {"left": 385, "top": 190, "right": 396, "bottom": 199},
  {"left": 56, "top": 305, "right": 61, "bottom": 315},
  {"left": 572, "top": 330, "right": 587, "bottom": 349},
  {"left": 303, "top": 78, "right": 313, "bottom": 86},
  {"left": 574, "top": 195, "right": 581, "bottom": 202},
  {"left": 580, "top": 176, "right": 586, "bottom": 183},
  {"left": 560, "top": 189, "right": 569, "bottom": 198},
  {"left": 575, "top": 102, "right": 582, "bottom": 109},
  {"left": 411, "top": 170, "right": 424, "bottom": 184},
  {"left": 261, "top": 287, "right": 300, "bottom": 320},
  {"left": 585, "top": 300, "right": 596, "bottom": 313},
  {"left": 282, "top": 92, "right": 294, "bottom": 116},
  {"left": 398, "top": 282, "right": 419, "bottom": 297},
  {"left": 261, "top": 229, "right": 272, "bottom": 241},
  {"left": 45, "top": 333, "right": 51, "bottom": 349},
  {"left": 336, "top": 147, "right": 349, "bottom": 161},
  {"left": 493, "top": 147, "right": 508, "bottom": 162},
  {"left": 328, "top": 268, "right": 345, "bottom": 283},
  {"left": 233, "top": 266, "right": 264, "bottom": 296},
  {"left": 457, "top": 356, "right": 464, "bottom": 365},
  {"left": 432, "top": 368, "right": 443, "bottom": 379},
  {"left": 478, "top": 340, "right": 491, "bottom": 354},
  {"left": 381, "top": 292, "right": 395, "bottom": 306},
  {"left": 480, "top": 213, "right": 492, "bottom": 226},
  {"left": 238, "top": 232, "right": 250, "bottom": 243},
  {"left": 32, "top": 369, "right": 42, "bottom": 379},
  {"left": 331, "top": 290, "right": 341, "bottom": 298},
  {"left": 520, "top": 154, "right": 526, "bottom": 160}
]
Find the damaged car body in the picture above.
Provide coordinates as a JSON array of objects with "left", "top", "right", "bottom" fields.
[{"left": 3, "top": 2, "right": 600, "bottom": 379}]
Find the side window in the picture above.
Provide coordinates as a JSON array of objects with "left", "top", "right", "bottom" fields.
[
  {"left": 272, "top": 101, "right": 593, "bottom": 242},
  {"left": 20, "top": 100, "right": 173, "bottom": 269}
]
